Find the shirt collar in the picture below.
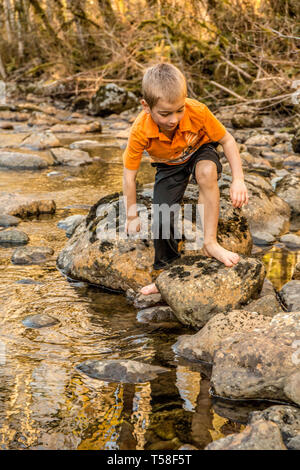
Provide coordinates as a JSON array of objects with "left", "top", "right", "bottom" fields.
[{"left": 144, "top": 105, "right": 194, "bottom": 139}]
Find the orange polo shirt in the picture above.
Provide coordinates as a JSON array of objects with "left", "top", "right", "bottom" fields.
[{"left": 123, "top": 97, "right": 226, "bottom": 170}]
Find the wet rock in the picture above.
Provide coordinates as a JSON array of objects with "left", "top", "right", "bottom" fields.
[
  {"left": 219, "top": 173, "right": 291, "bottom": 237},
  {"left": 0, "top": 121, "right": 14, "bottom": 129},
  {"left": 0, "top": 110, "right": 30, "bottom": 122},
  {"left": 15, "top": 278, "right": 43, "bottom": 285},
  {"left": 76, "top": 359, "right": 169, "bottom": 383},
  {"left": 292, "top": 128, "right": 300, "bottom": 153},
  {"left": 155, "top": 256, "right": 266, "bottom": 329},
  {"left": 275, "top": 174, "right": 300, "bottom": 214},
  {"left": 133, "top": 292, "right": 163, "bottom": 309},
  {"left": 137, "top": 306, "right": 178, "bottom": 324},
  {"left": 0, "top": 193, "right": 56, "bottom": 218},
  {"left": 288, "top": 436, "right": 300, "bottom": 450},
  {"left": 279, "top": 233, "right": 300, "bottom": 248},
  {"left": 57, "top": 214, "right": 85, "bottom": 237},
  {"left": 27, "top": 113, "right": 60, "bottom": 127},
  {"left": 22, "top": 314, "right": 59, "bottom": 328},
  {"left": 244, "top": 134, "right": 276, "bottom": 147},
  {"left": 272, "top": 143, "right": 291, "bottom": 154},
  {"left": 0, "top": 229, "right": 29, "bottom": 245},
  {"left": 252, "top": 231, "right": 275, "bottom": 245},
  {"left": 0, "top": 214, "right": 21, "bottom": 227},
  {"left": 292, "top": 262, "right": 300, "bottom": 281},
  {"left": 231, "top": 115, "right": 263, "bottom": 129},
  {"left": 205, "top": 420, "right": 286, "bottom": 450},
  {"left": 50, "top": 122, "right": 102, "bottom": 133},
  {"left": 11, "top": 246, "right": 54, "bottom": 264},
  {"left": 57, "top": 186, "right": 252, "bottom": 292},
  {"left": 211, "top": 311, "right": 300, "bottom": 405},
  {"left": 242, "top": 294, "right": 283, "bottom": 318},
  {"left": 173, "top": 310, "right": 270, "bottom": 363},
  {"left": 178, "top": 444, "right": 198, "bottom": 450},
  {"left": 279, "top": 281, "right": 300, "bottom": 311},
  {"left": 50, "top": 147, "right": 92, "bottom": 166},
  {"left": 19, "top": 131, "right": 61, "bottom": 150},
  {"left": 249, "top": 405, "right": 300, "bottom": 450},
  {"left": 69, "top": 140, "right": 107, "bottom": 150},
  {"left": 0, "top": 151, "right": 49, "bottom": 169},
  {"left": 260, "top": 278, "right": 275, "bottom": 296},
  {"left": 282, "top": 154, "right": 300, "bottom": 168},
  {"left": 0, "top": 133, "right": 30, "bottom": 148},
  {"left": 89, "top": 83, "right": 138, "bottom": 116}
]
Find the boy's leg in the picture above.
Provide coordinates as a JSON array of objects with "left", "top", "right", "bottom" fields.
[
  {"left": 195, "top": 160, "right": 239, "bottom": 266},
  {"left": 140, "top": 164, "right": 190, "bottom": 295}
]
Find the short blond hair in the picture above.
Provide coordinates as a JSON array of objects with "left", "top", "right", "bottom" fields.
[{"left": 142, "top": 63, "right": 187, "bottom": 108}]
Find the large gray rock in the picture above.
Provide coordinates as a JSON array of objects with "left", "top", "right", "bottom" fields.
[
  {"left": 205, "top": 420, "right": 286, "bottom": 450},
  {"left": 155, "top": 256, "right": 266, "bottom": 329},
  {"left": 0, "top": 192, "right": 56, "bottom": 218},
  {"left": 50, "top": 147, "right": 92, "bottom": 166},
  {"left": 249, "top": 405, "right": 300, "bottom": 450},
  {"left": 276, "top": 174, "right": 300, "bottom": 214},
  {"left": 173, "top": 310, "right": 271, "bottom": 363},
  {"left": 0, "top": 229, "right": 29, "bottom": 245},
  {"left": 57, "top": 186, "right": 252, "bottom": 293},
  {"left": 211, "top": 312, "right": 300, "bottom": 406},
  {"left": 19, "top": 131, "right": 61, "bottom": 150},
  {"left": 219, "top": 173, "right": 291, "bottom": 237},
  {"left": 12, "top": 246, "right": 54, "bottom": 264},
  {"left": 89, "top": 83, "right": 138, "bottom": 116},
  {"left": 0, "top": 151, "right": 49, "bottom": 169},
  {"left": 57, "top": 214, "right": 86, "bottom": 237},
  {"left": 279, "top": 280, "right": 300, "bottom": 311},
  {"left": 242, "top": 294, "right": 283, "bottom": 318},
  {"left": 0, "top": 214, "right": 21, "bottom": 227},
  {"left": 76, "top": 359, "right": 169, "bottom": 383}
]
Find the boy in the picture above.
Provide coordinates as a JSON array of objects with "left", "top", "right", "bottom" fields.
[{"left": 123, "top": 63, "right": 248, "bottom": 295}]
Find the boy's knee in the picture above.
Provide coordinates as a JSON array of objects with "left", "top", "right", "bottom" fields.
[{"left": 195, "top": 161, "right": 218, "bottom": 185}]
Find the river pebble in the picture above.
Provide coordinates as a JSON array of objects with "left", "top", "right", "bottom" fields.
[
  {"left": 0, "top": 214, "right": 21, "bottom": 227},
  {"left": 22, "top": 314, "right": 60, "bottom": 328},
  {"left": 0, "top": 229, "right": 29, "bottom": 245},
  {"left": 11, "top": 246, "right": 54, "bottom": 264}
]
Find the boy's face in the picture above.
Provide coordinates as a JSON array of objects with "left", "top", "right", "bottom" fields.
[{"left": 142, "top": 96, "right": 186, "bottom": 133}]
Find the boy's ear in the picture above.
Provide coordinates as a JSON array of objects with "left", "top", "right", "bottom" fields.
[{"left": 141, "top": 99, "right": 151, "bottom": 114}]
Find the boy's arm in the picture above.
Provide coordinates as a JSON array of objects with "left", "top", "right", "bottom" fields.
[
  {"left": 218, "top": 130, "right": 249, "bottom": 208},
  {"left": 123, "top": 167, "right": 140, "bottom": 234}
]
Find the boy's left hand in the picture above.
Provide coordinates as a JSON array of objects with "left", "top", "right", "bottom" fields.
[{"left": 230, "top": 179, "right": 249, "bottom": 208}]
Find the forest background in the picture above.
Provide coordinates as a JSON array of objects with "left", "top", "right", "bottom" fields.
[{"left": 0, "top": 0, "right": 299, "bottom": 118}]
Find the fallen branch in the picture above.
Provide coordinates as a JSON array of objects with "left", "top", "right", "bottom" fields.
[{"left": 209, "top": 80, "right": 247, "bottom": 101}]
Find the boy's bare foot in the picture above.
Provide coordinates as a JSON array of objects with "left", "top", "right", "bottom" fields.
[
  {"left": 203, "top": 241, "right": 240, "bottom": 267},
  {"left": 140, "top": 283, "right": 159, "bottom": 295}
]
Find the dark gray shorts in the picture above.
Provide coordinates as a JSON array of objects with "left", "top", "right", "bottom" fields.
[{"left": 151, "top": 143, "right": 222, "bottom": 184}]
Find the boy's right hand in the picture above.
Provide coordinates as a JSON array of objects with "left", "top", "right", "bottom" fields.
[{"left": 125, "top": 216, "right": 141, "bottom": 235}]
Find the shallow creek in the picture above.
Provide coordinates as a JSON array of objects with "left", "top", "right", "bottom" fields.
[{"left": 0, "top": 124, "right": 299, "bottom": 450}]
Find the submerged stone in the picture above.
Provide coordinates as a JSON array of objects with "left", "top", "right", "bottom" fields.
[
  {"left": 12, "top": 246, "right": 54, "bottom": 264},
  {"left": 0, "top": 214, "right": 21, "bottom": 227},
  {"left": 22, "top": 314, "right": 59, "bottom": 328},
  {"left": 0, "top": 229, "right": 29, "bottom": 245},
  {"left": 76, "top": 359, "right": 169, "bottom": 383}
]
